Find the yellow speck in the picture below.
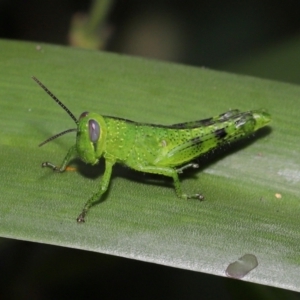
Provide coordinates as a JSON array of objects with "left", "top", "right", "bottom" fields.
[{"left": 275, "top": 193, "right": 282, "bottom": 199}]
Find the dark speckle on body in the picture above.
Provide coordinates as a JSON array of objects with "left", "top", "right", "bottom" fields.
[{"left": 214, "top": 128, "right": 227, "bottom": 140}]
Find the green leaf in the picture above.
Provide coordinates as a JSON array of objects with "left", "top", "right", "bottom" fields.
[{"left": 0, "top": 39, "right": 299, "bottom": 291}]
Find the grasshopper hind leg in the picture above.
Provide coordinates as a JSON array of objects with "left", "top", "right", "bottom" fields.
[
  {"left": 169, "top": 167, "right": 204, "bottom": 201},
  {"left": 133, "top": 165, "right": 204, "bottom": 201},
  {"left": 176, "top": 163, "right": 199, "bottom": 174},
  {"left": 175, "top": 163, "right": 204, "bottom": 200}
]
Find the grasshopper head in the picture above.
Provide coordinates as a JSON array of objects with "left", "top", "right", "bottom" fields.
[
  {"left": 33, "top": 76, "right": 107, "bottom": 161},
  {"left": 76, "top": 112, "right": 107, "bottom": 165}
]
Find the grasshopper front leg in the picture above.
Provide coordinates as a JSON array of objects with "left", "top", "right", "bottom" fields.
[
  {"left": 76, "top": 159, "right": 115, "bottom": 223},
  {"left": 42, "top": 145, "right": 77, "bottom": 172}
]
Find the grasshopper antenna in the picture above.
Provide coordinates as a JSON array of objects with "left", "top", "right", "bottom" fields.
[
  {"left": 38, "top": 128, "right": 77, "bottom": 147},
  {"left": 32, "top": 76, "right": 78, "bottom": 125},
  {"left": 32, "top": 76, "right": 78, "bottom": 147}
]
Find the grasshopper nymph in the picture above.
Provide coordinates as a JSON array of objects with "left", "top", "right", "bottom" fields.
[{"left": 33, "top": 77, "right": 271, "bottom": 222}]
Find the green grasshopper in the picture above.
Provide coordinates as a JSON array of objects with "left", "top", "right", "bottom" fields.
[{"left": 33, "top": 77, "right": 271, "bottom": 222}]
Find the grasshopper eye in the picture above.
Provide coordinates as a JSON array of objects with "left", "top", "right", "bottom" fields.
[
  {"left": 89, "top": 119, "right": 100, "bottom": 143},
  {"left": 79, "top": 111, "right": 89, "bottom": 119}
]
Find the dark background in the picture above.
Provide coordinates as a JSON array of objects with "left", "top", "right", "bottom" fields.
[
  {"left": 1, "top": 0, "right": 300, "bottom": 75},
  {"left": 1, "top": 1, "right": 300, "bottom": 299}
]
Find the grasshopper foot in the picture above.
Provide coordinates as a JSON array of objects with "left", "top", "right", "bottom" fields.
[
  {"left": 42, "top": 162, "right": 59, "bottom": 171},
  {"left": 187, "top": 193, "right": 204, "bottom": 201},
  {"left": 77, "top": 209, "right": 87, "bottom": 223},
  {"left": 181, "top": 193, "right": 204, "bottom": 201}
]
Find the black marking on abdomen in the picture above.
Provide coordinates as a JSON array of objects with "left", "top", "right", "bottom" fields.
[
  {"left": 191, "top": 136, "right": 202, "bottom": 145},
  {"left": 219, "top": 109, "right": 240, "bottom": 121},
  {"left": 214, "top": 128, "right": 227, "bottom": 140}
]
